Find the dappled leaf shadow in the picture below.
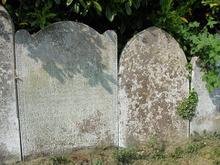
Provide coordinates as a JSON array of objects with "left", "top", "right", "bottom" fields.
[{"left": 15, "top": 22, "right": 117, "bottom": 94}]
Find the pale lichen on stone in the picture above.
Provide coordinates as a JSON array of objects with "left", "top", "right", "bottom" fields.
[
  {"left": 119, "top": 27, "right": 189, "bottom": 147},
  {"left": 15, "top": 21, "right": 117, "bottom": 158}
]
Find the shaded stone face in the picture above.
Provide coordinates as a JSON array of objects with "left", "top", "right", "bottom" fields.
[
  {"left": 0, "top": 5, "right": 21, "bottom": 163},
  {"left": 119, "top": 27, "right": 188, "bottom": 147},
  {"left": 191, "top": 57, "right": 220, "bottom": 133},
  {"left": 15, "top": 22, "right": 117, "bottom": 158}
]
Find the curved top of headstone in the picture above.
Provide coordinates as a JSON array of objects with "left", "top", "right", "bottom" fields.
[
  {"left": 0, "top": 5, "right": 13, "bottom": 34},
  {"left": 15, "top": 21, "right": 117, "bottom": 93},
  {"left": 119, "top": 26, "right": 188, "bottom": 89},
  {"left": 119, "top": 26, "right": 188, "bottom": 145},
  {"left": 16, "top": 21, "right": 116, "bottom": 43},
  {"left": 120, "top": 26, "right": 187, "bottom": 63}
]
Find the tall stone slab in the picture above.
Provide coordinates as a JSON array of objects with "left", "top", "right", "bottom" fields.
[
  {"left": 191, "top": 57, "right": 220, "bottom": 133},
  {"left": 119, "top": 27, "right": 189, "bottom": 147},
  {"left": 0, "top": 5, "right": 21, "bottom": 163},
  {"left": 15, "top": 22, "right": 117, "bottom": 158}
]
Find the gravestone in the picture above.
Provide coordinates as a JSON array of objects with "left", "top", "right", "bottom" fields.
[
  {"left": 119, "top": 27, "right": 189, "bottom": 147},
  {"left": 191, "top": 57, "right": 220, "bottom": 133},
  {"left": 0, "top": 5, "right": 21, "bottom": 163},
  {"left": 15, "top": 22, "right": 117, "bottom": 158}
]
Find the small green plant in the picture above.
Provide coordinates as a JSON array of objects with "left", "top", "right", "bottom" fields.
[
  {"left": 114, "top": 148, "right": 138, "bottom": 164},
  {"left": 150, "top": 148, "right": 165, "bottom": 160},
  {"left": 170, "top": 147, "right": 184, "bottom": 158},
  {"left": 147, "top": 135, "right": 158, "bottom": 148},
  {"left": 213, "top": 146, "right": 220, "bottom": 157},
  {"left": 50, "top": 156, "right": 71, "bottom": 165},
  {"left": 177, "top": 89, "right": 198, "bottom": 121},
  {"left": 27, "top": 1, "right": 56, "bottom": 29},
  {"left": 147, "top": 136, "right": 166, "bottom": 160},
  {"left": 182, "top": 18, "right": 220, "bottom": 92},
  {"left": 92, "top": 159, "right": 104, "bottom": 165},
  {"left": 186, "top": 143, "right": 200, "bottom": 153}
]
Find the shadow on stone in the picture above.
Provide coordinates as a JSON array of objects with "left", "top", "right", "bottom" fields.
[
  {"left": 209, "top": 88, "right": 220, "bottom": 112},
  {"left": 16, "top": 22, "right": 116, "bottom": 94}
]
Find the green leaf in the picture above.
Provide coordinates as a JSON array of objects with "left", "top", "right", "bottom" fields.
[
  {"left": 128, "top": 0, "right": 132, "bottom": 6},
  {"left": 2, "top": 0, "right": 7, "bottom": 5},
  {"left": 160, "top": 0, "right": 173, "bottom": 13},
  {"left": 177, "top": 89, "right": 198, "bottom": 121},
  {"left": 188, "top": 21, "right": 200, "bottom": 28},
  {"left": 66, "top": 0, "right": 73, "bottom": 6},
  {"left": 133, "top": 0, "right": 141, "bottom": 9},
  {"left": 79, "top": 0, "right": 87, "bottom": 9},
  {"left": 105, "top": 6, "right": 115, "bottom": 22},
  {"left": 125, "top": 2, "right": 132, "bottom": 15},
  {"left": 93, "top": 1, "right": 102, "bottom": 14},
  {"left": 73, "top": 3, "right": 80, "bottom": 13},
  {"left": 47, "top": 13, "right": 56, "bottom": 18},
  {"left": 207, "top": 16, "right": 217, "bottom": 28}
]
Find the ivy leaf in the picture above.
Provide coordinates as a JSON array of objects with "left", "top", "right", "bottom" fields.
[
  {"left": 106, "top": 6, "right": 115, "bottom": 22},
  {"left": 66, "top": 0, "right": 73, "bottom": 6},
  {"left": 93, "top": 1, "right": 102, "bottom": 14},
  {"left": 125, "top": 2, "right": 132, "bottom": 15},
  {"left": 73, "top": 3, "right": 80, "bottom": 13}
]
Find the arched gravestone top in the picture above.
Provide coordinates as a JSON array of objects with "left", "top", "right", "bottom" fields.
[
  {"left": 119, "top": 27, "right": 189, "bottom": 147},
  {"left": 15, "top": 21, "right": 117, "bottom": 158},
  {"left": 0, "top": 5, "right": 21, "bottom": 163}
]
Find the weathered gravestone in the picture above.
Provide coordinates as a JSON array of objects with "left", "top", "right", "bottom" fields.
[
  {"left": 191, "top": 57, "right": 220, "bottom": 133},
  {"left": 15, "top": 22, "right": 117, "bottom": 158},
  {"left": 0, "top": 5, "right": 21, "bottom": 163},
  {"left": 119, "top": 27, "right": 189, "bottom": 147}
]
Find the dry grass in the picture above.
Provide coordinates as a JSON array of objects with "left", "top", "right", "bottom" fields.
[{"left": 16, "top": 132, "right": 220, "bottom": 165}]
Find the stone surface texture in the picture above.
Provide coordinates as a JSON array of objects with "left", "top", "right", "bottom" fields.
[
  {"left": 15, "top": 22, "right": 117, "bottom": 158},
  {"left": 191, "top": 57, "right": 220, "bottom": 133},
  {"left": 0, "top": 5, "right": 21, "bottom": 164},
  {"left": 119, "top": 27, "right": 189, "bottom": 147}
]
